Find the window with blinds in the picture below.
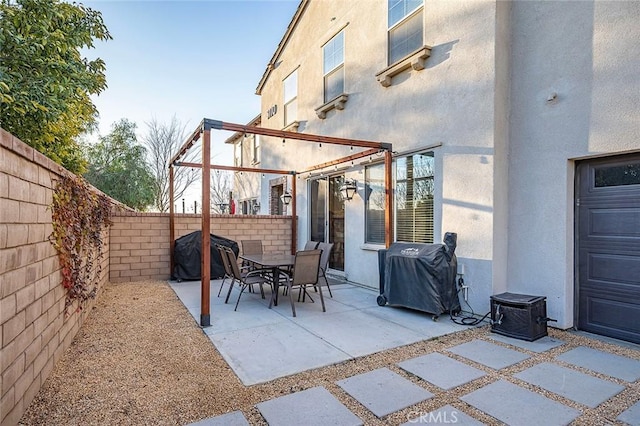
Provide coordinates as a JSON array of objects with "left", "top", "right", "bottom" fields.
[
  {"left": 365, "top": 163, "right": 386, "bottom": 244},
  {"left": 395, "top": 151, "right": 434, "bottom": 243}
]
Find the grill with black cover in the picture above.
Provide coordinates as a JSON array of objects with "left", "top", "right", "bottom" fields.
[
  {"left": 377, "top": 232, "right": 460, "bottom": 319},
  {"left": 172, "top": 231, "right": 239, "bottom": 281}
]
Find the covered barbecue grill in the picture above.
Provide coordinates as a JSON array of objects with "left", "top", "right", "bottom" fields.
[
  {"left": 172, "top": 231, "right": 239, "bottom": 281},
  {"left": 377, "top": 232, "right": 460, "bottom": 319}
]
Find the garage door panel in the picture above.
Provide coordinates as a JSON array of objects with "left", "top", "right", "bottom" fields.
[
  {"left": 589, "top": 208, "right": 640, "bottom": 237},
  {"left": 579, "top": 295, "right": 640, "bottom": 339},
  {"left": 587, "top": 253, "right": 640, "bottom": 285}
]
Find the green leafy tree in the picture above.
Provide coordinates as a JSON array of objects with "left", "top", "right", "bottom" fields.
[
  {"left": 0, "top": 0, "right": 111, "bottom": 173},
  {"left": 84, "top": 119, "right": 156, "bottom": 211}
]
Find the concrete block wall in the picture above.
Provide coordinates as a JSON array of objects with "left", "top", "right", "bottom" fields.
[
  {"left": 0, "top": 129, "right": 111, "bottom": 426},
  {"left": 109, "top": 212, "right": 293, "bottom": 282}
]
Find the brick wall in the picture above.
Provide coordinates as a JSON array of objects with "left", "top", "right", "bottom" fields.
[
  {"left": 109, "top": 212, "right": 292, "bottom": 282},
  {"left": 0, "top": 129, "right": 111, "bottom": 425}
]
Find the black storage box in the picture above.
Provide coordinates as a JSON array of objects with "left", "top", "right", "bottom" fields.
[{"left": 490, "top": 292, "right": 548, "bottom": 341}]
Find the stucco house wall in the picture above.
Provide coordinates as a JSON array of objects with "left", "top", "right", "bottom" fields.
[
  {"left": 256, "top": 0, "right": 500, "bottom": 312},
  {"left": 254, "top": 0, "right": 639, "bottom": 330},
  {"left": 507, "top": 1, "right": 640, "bottom": 327}
]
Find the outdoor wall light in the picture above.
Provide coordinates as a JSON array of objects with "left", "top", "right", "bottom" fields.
[
  {"left": 339, "top": 179, "right": 358, "bottom": 201},
  {"left": 281, "top": 191, "right": 292, "bottom": 206}
]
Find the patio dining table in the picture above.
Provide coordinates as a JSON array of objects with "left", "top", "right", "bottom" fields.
[{"left": 239, "top": 253, "right": 295, "bottom": 307}]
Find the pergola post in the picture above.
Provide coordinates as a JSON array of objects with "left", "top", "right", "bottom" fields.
[
  {"left": 169, "top": 165, "right": 175, "bottom": 276},
  {"left": 200, "top": 128, "right": 211, "bottom": 327},
  {"left": 291, "top": 173, "right": 297, "bottom": 255},
  {"left": 385, "top": 149, "right": 393, "bottom": 248}
]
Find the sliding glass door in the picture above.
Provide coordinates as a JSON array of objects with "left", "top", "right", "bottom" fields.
[{"left": 309, "top": 176, "right": 345, "bottom": 271}]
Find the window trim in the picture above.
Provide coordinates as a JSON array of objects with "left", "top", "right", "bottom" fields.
[
  {"left": 315, "top": 93, "right": 348, "bottom": 119},
  {"left": 375, "top": 46, "right": 431, "bottom": 87}
]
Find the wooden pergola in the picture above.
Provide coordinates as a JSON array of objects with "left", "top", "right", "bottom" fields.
[{"left": 169, "top": 118, "right": 393, "bottom": 326}]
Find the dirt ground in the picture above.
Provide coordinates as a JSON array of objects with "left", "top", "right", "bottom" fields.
[{"left": 19, "top": 280, "right": 640, "bottom": 425}]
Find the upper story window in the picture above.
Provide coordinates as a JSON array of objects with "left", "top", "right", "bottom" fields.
[
  {"left": 323, "top": 30, "right": 344, "bottom": 102},
  {"left": 252, "top": 134, "right": 260, "bottom": 164},
  {"left": 283, "top": 70, "right": 298, "bottom": 127},
  {"left": 388, "top": 0, "right": 423, "bottom": 65}
]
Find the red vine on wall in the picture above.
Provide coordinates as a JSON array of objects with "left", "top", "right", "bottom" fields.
[{"left": 49, "top": 174, "right": 113, "bottom": 313}]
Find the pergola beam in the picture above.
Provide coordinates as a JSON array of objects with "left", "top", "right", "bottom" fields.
[
  {"left": 206, "top": 119, "right": 392, "bottom": 151},
  {"left": 174, "top": 162, "right": 295, "bottom": 176},
  {"left": 297, "top": 148, "right": 382, "bottom": 174}
]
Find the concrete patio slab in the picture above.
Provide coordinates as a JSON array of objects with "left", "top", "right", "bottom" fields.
[
  {"left": 400, "top": 405, "right": 485, "bottom": 425},
  {"left": 210, "top": 321, "right": 350, "bottom": 385},
  {"left": 461, "top": 380, "right": 580, "bottom": 426},
  {"left": 256, "top": 386, "right": 363, "bottom": 426},
  {"left": 168, "top": 280, "right": 491, "bottom": 386},
  {"left": 514, "top": 362, "right": 624, "bottom": 408},
  {"left": 618, "top": 400, "right": 640, "bottom": 425},
  {"left": 336, "top": 368, "right": 434, "bottom": 418},
  {"left": 398, "top": 352, "right": 486, "bottom": 390},
  {"left": 556, "top": 346, "right": 640, "bottom": 382},
  {"left": 447, "top": 339, "right": 530, "bottom": 369},
  {"left": 365, "top": 305, "right": 467, "bottom": 337},
  {"left": 488, "top": 334, "right": 565, "bottom": 353},
  {"left": 187, "top": 410, "right": 250, "bottom": 426},
  {"left": 293, "top": 309, "right": 427, "bottom": 358}
]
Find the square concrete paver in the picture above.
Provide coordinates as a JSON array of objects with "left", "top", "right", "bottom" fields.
[
  {"left": 489, "top": 334, "right": 565, "bottom": 353},
  {"left": 187, "top": 411, "right": 249, "bottom": 426},
  {"left": 398, "top": 353, "right": 486, "bottom": 390},
  {"left": 461, "top": 380, "right": 580, "bottom": 426},
  {"left": 256, "top": 386, "right": 362, "bottom": 426},
  {"left": 618, "top": 400, "right": 640, "bottom": 425},
  {"left": 514, "top": 362, "right": 624, "bottom": 408},
  {"left": 447, "top": 339, "right": 530, "bottom": 370},
  {"left": 401, "top": 405, "right": 485, "bottom": 425},
  {"left": 556, "top": 346, "right": 640, "bottom": 382},
  {"left": 336, "top": 368, "right": 434, "bottom": 418}
]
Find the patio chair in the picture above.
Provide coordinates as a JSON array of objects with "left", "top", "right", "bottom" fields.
[
  {"left": 216, "top": 244, "right": 233, "bottom": 297},
  {"left": 316, "top": 242, "right": 334, "bottom": 297},
  {"left": 241, "top": 239, "right": 266, "bottom": 271},
  {"left": 304, "top": 241, "right": 320, "bottom": 250},
  {"left": 270, "top": 249, "right": 323, "bottom": 317},
  {"left": 223, "top": 246, "right": 272, "bottom": 310}
]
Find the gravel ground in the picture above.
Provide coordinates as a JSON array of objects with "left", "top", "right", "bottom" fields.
[{"left": 19, "top": 280, "right": 640, "bottom": 425}]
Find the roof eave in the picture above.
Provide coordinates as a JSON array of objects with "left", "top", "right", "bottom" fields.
[{"left": 255, "top": 0, "right": 309, "bottom": 95}]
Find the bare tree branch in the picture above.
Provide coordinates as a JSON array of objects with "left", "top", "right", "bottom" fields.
[
  {"left": 142, "top": 116, "right": 200, "bottom": 212},
  {"left": 210, "top": 170, "right": 233, "bottom": 214}
]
